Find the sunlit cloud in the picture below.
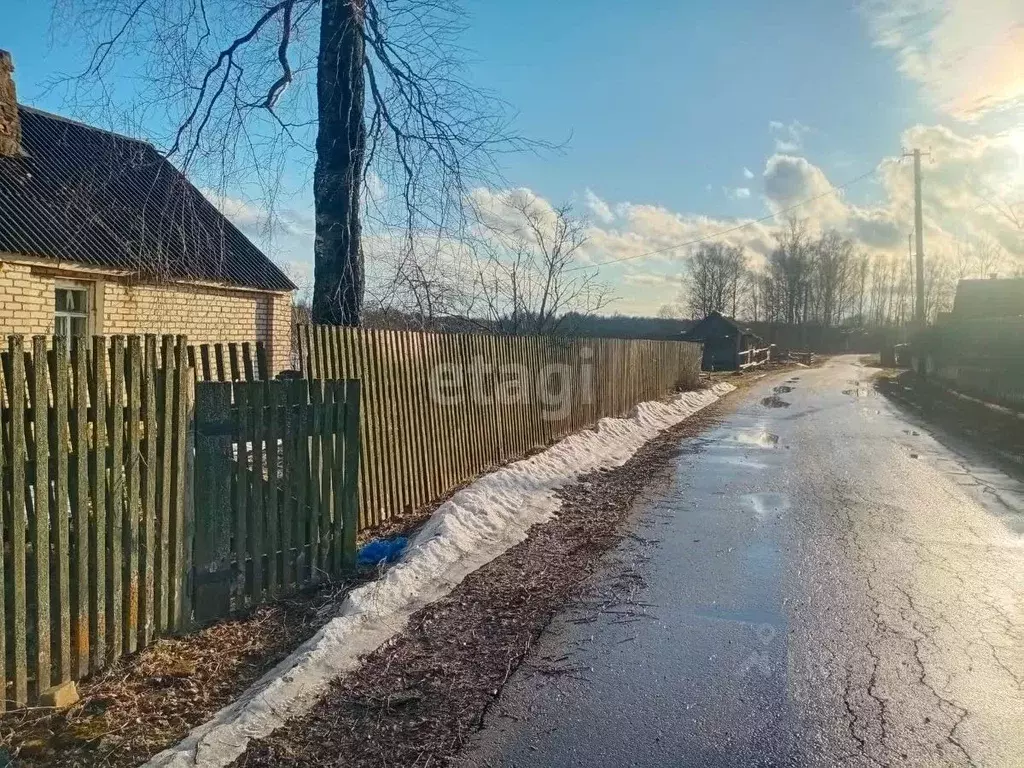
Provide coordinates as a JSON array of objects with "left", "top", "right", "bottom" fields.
[{"left": 861, "top": 0, "right": 1024, "bottom": 120}]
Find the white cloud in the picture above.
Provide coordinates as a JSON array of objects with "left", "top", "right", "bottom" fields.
[
  {"left": 861, "top": 0, "right": 1024, "bottom": 120},
  {"left": 583, "top": 188, "right": 616, "bottom": 223},
  {"left": 763, "top": 154, "right": 847, "bottom": 223},
  {"left": 743, "top": 167, "right": 755, "bottom": 180},
  {"left": 769, "top": 120, "right": 810, "bottom": 152},
  {"left": 203, "top": 117, "right": 1024, "bottom": 318}
]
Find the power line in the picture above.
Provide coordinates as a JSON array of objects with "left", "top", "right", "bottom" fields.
[{"left": 571, "top": 165, "right": 880, "bottom": 271}]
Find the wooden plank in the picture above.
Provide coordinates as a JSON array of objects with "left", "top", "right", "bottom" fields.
[
  {"left": 156, "top": 336, "right": 175, "bottom": 633},
  {"left": 247, "top": 382, "right": 265, "bottom": 600},
  {"left": 311, "top": 326, "right": 323, "bottom": 380},
  {"left": 428, "top": 331, "right": 452, "bottom": 499},
  {"left": 255, "top": 341, "right": 269, "bottom": 382},
  {"left": 348, "top": 328, "right": 372, "bottom": 530},
  {"left": 181, "top": 359, "right": 196, "bottom": 630},
  {"left": 398, "top": 331, "right": 424, "bottom": 512},
  {"left": 107, "top": 336, "right": 125, "bottom": 663},
  {"left": 192, "top": 382, "right": 233, "bottom": 624},
  {"left": 228, "top": 343, "right": 241, "bottom": 382},
  {"left": 278, "top": 379, "right": 296, "bottom": 590},
  {"left": 233, "top": 381, "right": 250, "bottom": 606},
  {"left": 356, "top": 328, "right": 380, "bottom": 527},
  {"left": 400, "top": 331, "right": 423, "bottom": 513},
  {"left": 140, "top": 335, "right": 158, "bottom": 647},
  {"left": 292, "top": 378, "right": 310, "bottom": 583},
  {"left": 296, "top": 325, "right": 309, "bottom": 378},
  {"left": 307, "top": 379, "right": 324, "bottom": 578},
  {"left": 263, "top": 377, "right": 280, "bottom": 597},
  {"left": 30, "top": 336, "right": 52, "bottom": 695},
  {"left": 326, "top": 326, "right": 340, "bottom": 380},
  {"left": 171, "top": 336, "right": 190, "bottom": 629},
  {"left": 124, "top": 337, "right": 142, "bottom": 653},
  {"left": 318, "top": 380, "right": 335, "bottom": 574},
  {"left": 7, "top": 336, "right": 28, "bottom": 705},
  {"left": 70, "top": 336, "right": 90, "bottom": 678},
  {"left": 199, "top": 344, "right": 212, "bottom": 382},
  {"left": 379, "top": 330, "right": 404, "bottom": 518},
  {"left": 340, "top": 380, "right": 361, "bottom": 571},
  {"left": 89, "top": 336, "right": 107, "bottom": 671},
  {"left": 51, "top": 337, "right": 72, "bottom": 683},
  {"left": 366, "top": 329, "right": 392, "bottom": 524},
  {"left": 242, "top": 342, "right": 255, "bottom": 383},
  {"left": 327, "top": 381, "right": 344, "bottom": 575},
  {"left": 214, "top": 343, "right": 226, "bottom": 382},
  {"left": 186, "top": 345, "right": 198, "bottom": 382}
]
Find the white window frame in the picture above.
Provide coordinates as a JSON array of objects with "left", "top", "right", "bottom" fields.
[{"left": 53, "top": 281, "right": 94, "bottom": 338}]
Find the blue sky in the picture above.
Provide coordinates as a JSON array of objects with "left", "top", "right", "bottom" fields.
[
  {"left": 460, "top": 0, "right": 927, "bottom": 214},
  {"left": 5, "top": 0, "right": 1023, "bottom": 313}
]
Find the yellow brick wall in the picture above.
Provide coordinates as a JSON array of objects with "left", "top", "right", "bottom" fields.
[
  {"left": 0, "top": 258, "right": 294, "bottom": 374},
  {"left": 0, "top": 260, "right": 54, "bottom": 335}
]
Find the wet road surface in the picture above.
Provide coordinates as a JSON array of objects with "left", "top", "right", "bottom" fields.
[{"left": 459, "top": 356, "right": 1024, "bottom": 767}]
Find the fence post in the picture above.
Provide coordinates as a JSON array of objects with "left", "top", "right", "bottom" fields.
[
  {"left": 192, "top": 382, "right": 233, "bottom": 624},
  {"left": 340, "top": 379, "right": 361, "bottom": 571}
]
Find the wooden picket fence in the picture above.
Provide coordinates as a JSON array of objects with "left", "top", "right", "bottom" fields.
[
  {"left": 0, "top": 333, "right": 360, "bottom": 711},
  {"left": 188, "top": 341, "right": 271, "bottom": 383},
  {"left": 191, "top": 378, "right": 360, "bottom": 623},
  {"left": 0, "top": 334, "right": 191, "bottom": 711},
  {"left": 297, "top": 327, "right": 702, "bottom": 528},
  {"left": 1, "top": 325, "right": 696, "bottom": 711}
]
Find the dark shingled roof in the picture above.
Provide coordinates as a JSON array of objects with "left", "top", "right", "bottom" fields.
[{"left": 0, "top": 106, "right": 295, "bottom": 292}]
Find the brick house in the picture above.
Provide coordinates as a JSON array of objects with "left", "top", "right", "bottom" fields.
[{"left": 0, "top": 50, "right": 295, "bottom": 373}]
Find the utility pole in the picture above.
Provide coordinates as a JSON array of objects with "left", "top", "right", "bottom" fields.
[
  {"left": 907, "top": 233, "right": 914, "bottom": 325},
  {"left": 904, "top": 149, "right": 928, "bottom": 326}
]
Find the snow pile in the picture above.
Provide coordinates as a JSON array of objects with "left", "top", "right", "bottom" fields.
[{"left": 148, "top": 382, "right": 734, "bottom": 768}]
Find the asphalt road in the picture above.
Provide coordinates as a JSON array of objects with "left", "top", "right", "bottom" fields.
[{"left": 459, "top": 356, "right": 1024, "bottom": 768}]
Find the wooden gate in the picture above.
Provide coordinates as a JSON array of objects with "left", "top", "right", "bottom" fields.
[{"left": 191, "top": 378, "right": 360, "bottom": 623}]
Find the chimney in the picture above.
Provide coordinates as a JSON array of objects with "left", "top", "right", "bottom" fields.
[{"left": 0, "top": 49, "right": 23, "bottom": 157}]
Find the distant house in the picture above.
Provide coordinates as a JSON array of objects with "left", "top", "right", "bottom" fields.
[
  {"left": 0, "top": 50, "right": 295, "bottom": 373},
  {"left": 951, "top": 277, "right": 1024, "bottom": 320},
  {"left": 681, "top": 310, "right": 767, "bottom": 371}
]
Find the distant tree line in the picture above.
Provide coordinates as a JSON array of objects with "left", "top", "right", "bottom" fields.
[{"left": 679, "top": 219, "right": 1019, "bottom": 327}]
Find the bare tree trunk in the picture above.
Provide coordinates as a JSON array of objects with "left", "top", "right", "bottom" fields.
[{"left": 313, "top": 0, "right": 366, "bottom": 326}]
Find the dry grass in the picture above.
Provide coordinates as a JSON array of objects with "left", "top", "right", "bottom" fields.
[{"left": 0, "top": 580, "right": 364, "bottom": 767}]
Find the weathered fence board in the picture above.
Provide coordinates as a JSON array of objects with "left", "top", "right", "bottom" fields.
[
  {"left": 297, "top": 327, "right": 701, "bottom": 529},
  {"left": 191, "top": 377, "right": 360, "bottom": 623},
  {"left": 1, "top": 334, "right": 191, "bottom": 709}
]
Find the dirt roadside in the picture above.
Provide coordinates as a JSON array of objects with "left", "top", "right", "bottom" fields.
[
  {"left": 231, "top": 379, "right": 760, "bottom": 768},
  {"left": 874, "top": 370, "right": 1024, "bottom": 475}
]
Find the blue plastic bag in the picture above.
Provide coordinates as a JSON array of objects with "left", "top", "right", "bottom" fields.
[{"left": 357, "top": 536, "right": 408, "bottom": 567}]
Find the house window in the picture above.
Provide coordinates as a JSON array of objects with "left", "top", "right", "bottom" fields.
[{"left": 54, "top": 285, "right": 90, "bottom": 337}]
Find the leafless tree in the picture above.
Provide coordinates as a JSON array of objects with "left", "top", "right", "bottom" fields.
[
  {"left": 49, "top": 0, "right": 535, "bottom": 326},
  {"left": 810, "top": 229, "right": 859, "bottom": 326},
  {"left": 679, "top": 242, "right": 746, "bottom": 319},
  {"left": 762, "top": 219, "right": 813, "bottom": 324},
  {"left": 468, "top": 193, "right": 612, "bottom": 334}
]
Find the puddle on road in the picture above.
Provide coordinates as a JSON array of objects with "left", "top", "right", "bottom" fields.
[
  {"left": 744, "top": 492, "right": 791, "bottom": 520},
  {"left": 773, "top": 385, "right": 794, "bottom": 394},
  {"left": 842, "top": 388, "right": 873, "bottom": 397},
  {"left": 761, "top": 395, "right": 791, "bottom": 408},
  {"left": 728, "top": 430, "right": 780, "bottom": 448}
]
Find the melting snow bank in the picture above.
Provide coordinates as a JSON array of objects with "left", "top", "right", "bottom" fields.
[{"left": 148, "top": 382, "right": 734, "bottom": 768}]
